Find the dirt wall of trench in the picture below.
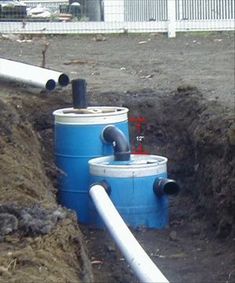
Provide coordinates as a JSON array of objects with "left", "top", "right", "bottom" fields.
[
  {"left": 91, "top": 85, "right": 235, "bottom": 239},
  {"left": 0, "top": 83, "right": 234, "bottom": 282},
  {"left": 0, "top": 87, "right": 93, "bottom": 283}
]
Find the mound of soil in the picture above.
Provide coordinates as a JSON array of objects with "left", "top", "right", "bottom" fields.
[{"left": 0, "top": 88, "right": 93, "bottom": 283}]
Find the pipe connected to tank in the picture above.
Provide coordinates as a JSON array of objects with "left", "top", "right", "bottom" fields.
[
  {"left": 72, "top": 79, "right": 88, "bottom": 109},
  {"left": 89, "top": 183, "right": 169, "bottom": 283},
  {"left": 102, "top": 125, "right": 131, "bottom": 161},
  {"left": 153, "top": 178, "right": 180, "bottom": 197},
  {"left": 0, "top": 58, "right": 69, "bottom": 91}
]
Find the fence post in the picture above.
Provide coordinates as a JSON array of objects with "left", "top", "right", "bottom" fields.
[
  {"left": 167, "top": 0, "right": 176, "bottom": 38},
  {"left": 103, "top": 0, "right": 124, "bottom": 22}
]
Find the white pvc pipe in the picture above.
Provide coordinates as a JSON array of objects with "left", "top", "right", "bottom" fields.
[
  {"left": 89, "top": 184, "right": 169, "bottom": 283},
  {"left": 0, "top": 58, "right": 69, "bottom": 91}
]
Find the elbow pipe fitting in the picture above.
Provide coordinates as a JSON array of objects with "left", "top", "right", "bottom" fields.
[
  {"left": 153, "top": 178, "right": 180, "bottom": 197},
  {"left": 102, "top": 125, "right": 131, "bottom": 161}
]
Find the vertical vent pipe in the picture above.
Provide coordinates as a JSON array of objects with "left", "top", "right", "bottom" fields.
[{"left": 72, "top": 79, "right": 87, "bottom": 109}]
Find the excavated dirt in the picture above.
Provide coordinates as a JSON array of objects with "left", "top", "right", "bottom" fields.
[
  {"left": 0, "top": 89, "right": 93, "bottom": 283},
  {"left": 0, "top": 32, "right": 234, "bottom": 283}
]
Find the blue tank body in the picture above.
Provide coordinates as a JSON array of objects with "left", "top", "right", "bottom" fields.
[
  {"left": 54, "top": 107, "right": 129, "bottom": 223},
  {"left": 88, "top": 155, "right": 169, "bottom": 229}
]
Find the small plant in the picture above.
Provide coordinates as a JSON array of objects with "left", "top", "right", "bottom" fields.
[{"left": 41, "top": 41, "right": 49, "bottom": 68}]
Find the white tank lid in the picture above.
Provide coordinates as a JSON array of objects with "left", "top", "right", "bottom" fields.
[
  {"left": 53, "top": 106, "right": 129, "bottom": 125},
  {"left": 89, "top": 154, "right": 167, "bottom": 178}
]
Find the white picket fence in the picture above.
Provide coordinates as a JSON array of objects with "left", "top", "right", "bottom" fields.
[{"left": 0, "top": 0, "right": 234, "bottom": 37}]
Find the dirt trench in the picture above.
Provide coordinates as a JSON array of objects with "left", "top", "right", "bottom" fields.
[
  {"left": 0, "top": 86, "right": 93, "bottom": 283},
  {"left": 123, "top": 86, "right": 235, "bottom": 239},
  {"left": 0, "top": 83, "right": 234, "bottom": 282},
  {"left": 85, "top": 86, "right": 235, "bottom": 283}
]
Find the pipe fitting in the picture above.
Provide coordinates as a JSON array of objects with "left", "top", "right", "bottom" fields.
[
  {"left": 153, "top": 178, "right": 180, "bottom": 197},
  {"left": 90, "top": 180, "right": 111, "bottom": 195},
  {"left": 102, "top": 125, "right": 130, "bottom": 161},
  {"left": 72, "top": 79, "right": 87, "bottom": 109}
]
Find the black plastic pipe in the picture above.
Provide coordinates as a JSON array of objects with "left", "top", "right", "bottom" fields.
[
  {"left": 102, "top": 125, "right": 131, "bottom": 161},
  {"left": 153, "top": 178, "right": 180, "bottom": 197},
  {"left": 72, "top": 79, "right": 87, "bottom": 109}
]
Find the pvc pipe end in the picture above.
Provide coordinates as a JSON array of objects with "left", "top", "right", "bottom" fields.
[
  {"left": 46, "top": 79, "right": 56, "bottom": 91},
  {"left": 58, "top": 74, "right": 70, "bottom": 87},
  {"left": 163, "top": 180, "right": 180, "bottom": 195},
  {"left": 153, "top": 178, "right": 180, "bottom": 197},
  {"left": 90, "top": 180, "right": 111, "bottom": 195}
]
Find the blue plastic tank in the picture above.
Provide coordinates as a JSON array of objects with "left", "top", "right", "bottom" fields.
[
  {"left": 88, "top": 154, "right": 169, "bottom": 229},
  {"left": 53, "top": 106, "right": 129, "bottom": 223}
]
